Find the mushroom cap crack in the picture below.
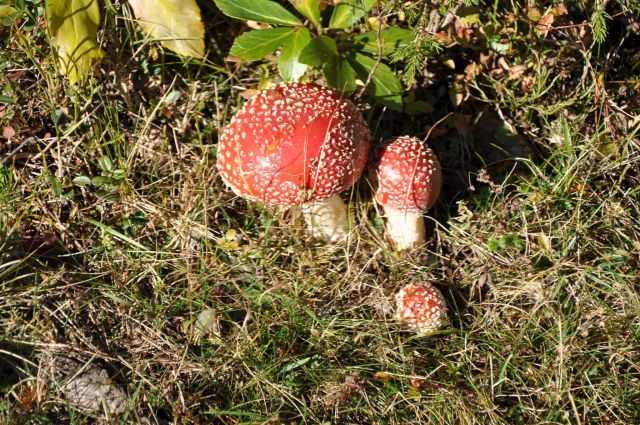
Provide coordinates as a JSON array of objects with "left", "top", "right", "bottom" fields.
[{"left": 217, "top": 83, "right": 371, "bottom": 206}]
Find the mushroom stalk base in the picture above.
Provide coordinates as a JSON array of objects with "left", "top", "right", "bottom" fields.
[
  {"left": 301, "top": 194, "right": 348, "bottom": 242},
  {"left": 384, "top": 208, "right": 425, "bottom": 250}
]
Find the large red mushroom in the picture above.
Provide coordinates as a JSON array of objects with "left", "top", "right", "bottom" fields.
[
  {"left": 375, "top": 136, "right": 442, "bottom": 250},
  {"left": 216, "top": 83, "right": 371, "bottom": 241}
]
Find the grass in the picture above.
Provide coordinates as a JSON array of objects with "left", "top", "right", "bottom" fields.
[{"left": 1, "top": 0, "right": 640, "bottom": 424}]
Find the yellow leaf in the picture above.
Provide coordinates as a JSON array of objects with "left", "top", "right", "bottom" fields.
[
  {"left": 128, "top": 0, "right": 204, "bottom": 58},
  {"left": 0, "top": 5, "right": 18, "bottom": 21},
  {"left": 46, "top": 0, "right": 104, "bottom": 84}
]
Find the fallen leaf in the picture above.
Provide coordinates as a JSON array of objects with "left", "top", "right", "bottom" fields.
[
  {"left": 2, "top": 125, "right": 15, "bottom": 139},
  {"left": 526, "top": 7, "right": 541, "bottom": 22},
  {"left": 128, "top": 0, "right": 205, "bottom": 58},
  {"left": 509, "top": 65, "right": 527, "bottom": 79},
  {"left": 433, "top": 31, "right": 454, "bottom": 45},
  {"left": 536, "top": 14, "right": 554, "bottom": 37},
  {"left": 464, "top": 62, "right": 481, "bottom": 81},
  {"left": 497, "top": 56, "right": 510, "bottom": 71},
  {"left": 449, "top": 82, "right": 466, "bottom": 107},
  {"left": 554, "top": 5, "right": 568, "bottom": 16},
  {"left": 239, "top": 89, "right": 259, "bottom": 100},
  {"left": 537, "top": 233, "right": 553, "bottom": 252},
  {"left": 193, "top": 308, "right": 222, "bottom": 339},
  {"left": 373, "top": 371, "right": 392, "bottom": 382},
  {"left": 8, "top": 71, "right": 26, "bottom": 81},
  {"left": 520, "top": 75, "right": 535, "bottom": 92},
  {"left": 46, "top": 0, "right": 104, "bottom": 84}
]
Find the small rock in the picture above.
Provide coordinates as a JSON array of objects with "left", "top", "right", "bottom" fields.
[{"left": 39, "top": 355, "right": 128, "bottom": 416}]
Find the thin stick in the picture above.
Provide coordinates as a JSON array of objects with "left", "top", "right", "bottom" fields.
[{"left": 0, "top": 137, "right": 36, "bottom": 166}]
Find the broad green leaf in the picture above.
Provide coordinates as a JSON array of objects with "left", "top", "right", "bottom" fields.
[
  {"left": 346, "top": 52, "right": 402, "bottom": 110},
  {"left": 288, "top": 0, "right": 320, "bottom": 26},
  {"left": 128, "top": 0, "right": 204, "bottom": 57},
  {"left": 0, "top": 5, "right": 18, "bottom": 24},
  {"left": 298, "top": 36, "right": 337, "bottom": 66},
  {"left": 487, "top": 35, "right": 510, "bottom": 54},
  {"left": 329, "top": 0, "right": 375, "bottom": 29},
  {"left": 323, "top": 55, "right": 356, "bottom": 93},
  {"left": 0, "top": 95, "right": 14, "bottom": 104},
  {"left": 354, "top": 27, "right": 413, "bottom": 56},
  {"left": 279, "top": 27, "right": 311, "bottom": 82},
  {"left": 46, "top": 0, "right": 104, "bottom": 84},
  {"left": 98, "top": 156, "right": 112, "bottom": 173},
  {"left": 213, "top": 0, "right": 302, "bottom": 26},
  {"left": 72, "top": 176, "right": 91, "bottom": 186},
  {"left": 230, "top": 27, "right": 294, "bottom": 60}
]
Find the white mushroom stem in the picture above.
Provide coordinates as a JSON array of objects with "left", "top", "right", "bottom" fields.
[
  {"left": 384, "top": 207, "right": 425, "bottom": 250},
  {"left": 301, "top": 194, "right": 349, "bottom": 242}
]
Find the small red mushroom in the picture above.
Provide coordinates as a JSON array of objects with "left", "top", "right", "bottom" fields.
[
  {"left": 375, "top": 136, "right": 442, "bottom": 250},
  {"left": 395, "top": 282, "right": 447, "bottom": 333},
  {"left": 216, "top": 83, "right": 371, "bottom": 241}
]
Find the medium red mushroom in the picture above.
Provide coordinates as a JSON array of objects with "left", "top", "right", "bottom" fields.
[
  {"left": 216, "top": 83, "right": 371, "bottom": 241},
  {"left": 395, "top": 282, "right": 447, "bottom": 333},
  {"left": 375, "top": 136, "right": 442, "bottom": 250}
]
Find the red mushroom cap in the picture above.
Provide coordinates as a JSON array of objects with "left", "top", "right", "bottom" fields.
[
  {"left": 216, "top": 83, "right": 371, "bottom": 206},
  {"left": 395, "top": 282, "right": 447, "bottom": 333},
  {"left": 375, "top": 136, "right": 442, "bottom": 213}
]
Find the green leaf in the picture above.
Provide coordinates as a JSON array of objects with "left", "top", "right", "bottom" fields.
[
  {"left": 288, "top": 0, "right": 320, "bottom": 26},
  {"left": 0, "top": 95, "right": 14, "bottom": 105},
  {"left": 49, "top": 175, "right": 63, "bottom": 196},
  {"left": 73, "top": 176, "right": 92, "bottom": 186},
  {"left": 298, "top": 36, "right": 337, "bottom": 66},
  {"left": 323, "top": 55, "right": 356, "bottom": 93},
  {"left": 329, "top": 0, "right": 375, "bottom": 29},
  {"left": 128, "top": 0, "right": 205, "bottom": 58},
  {"left": 346, "top": 52, "right": 402, "bottom": 110},
  {"left": 98, "top": 156, "right": 113, "bottom": 173},
  {"left": 46, "top": 0, "right": 104, "bottom": 84},
  {"left": 0, "top": 5, "right": 18, "bottom": 24},
  {"left": 165, "top": 90, "right": 182, "bottom": 105},
  {"left": 279, "top": 27, "right": 311, "bottom": 82},
  {"left": 111, "top": 169, "right": 125, "bottom": 180},
  {"left": 213, "top": 0, "right": 302, "bottom": 26},
  {"left": 92, "top": 176, "right": 109, "bottom": 186},
  {"left": 354, "top": 27, "right": 413, "bottom": 56},
  {"left": 280, "top": 356, "right": 314, "bottom": 374},
  {"left": 487, "top": 35, "right": 510, "bottom": 54},
  {"left": 230, "top": 27, "right": 295, "bottom": 60}
]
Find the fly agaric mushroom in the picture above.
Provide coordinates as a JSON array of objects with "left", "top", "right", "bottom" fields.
[
  {"left": 216, "top": 83, "right": 371, "bottom": 241},
  {"left": 395, "top": 282, "right": 447, "bottom": 333},
  {"left": 375, "top": 136, "right": 442, "bottom": 250}
]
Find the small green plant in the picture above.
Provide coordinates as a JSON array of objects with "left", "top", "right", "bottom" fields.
[
  {"left": 591, "top": 0, "right": 640, "bottom": 44},
  {"left": 73, "top": 156, "right": 124, "bottom": 202},
  {"left": 214, "top": 0, "right": 406, "bottom": 110}
]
